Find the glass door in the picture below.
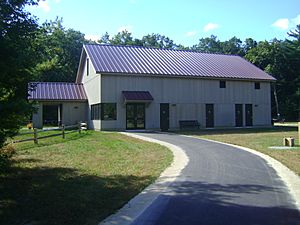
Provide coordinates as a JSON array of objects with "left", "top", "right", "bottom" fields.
[{"left": 126, "top": 103, "right": 145, "bottom": 129}]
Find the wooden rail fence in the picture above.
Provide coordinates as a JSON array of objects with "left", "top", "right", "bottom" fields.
[{"left": 12, "top": 122, "right": 87, "bottom": 144}]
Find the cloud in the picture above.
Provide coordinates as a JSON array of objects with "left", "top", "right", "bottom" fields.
[
  {"left": 85, "top": 34, "right": 100, "bottom": 42},
  {"left": 117, "top": 25, "right": 133, "bottom": 32},
  {"left": 272, "top": 18, "right": 289, "bottom": 30},
  {"left": 129, "top": 0, "right": 137, "bottom": 4},
  {"left": 38, "top": 0, "right": 50, "bottom": 12},
  {"left": 203, "top": 23, "right": 219, "bottom": 32},
  {"left": 185, "top": 31, "right": 198, "bottom": 37}
]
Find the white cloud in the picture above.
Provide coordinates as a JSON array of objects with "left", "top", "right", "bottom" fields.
[
  {"left": 85, "top": 34, "right": 100, "bottom": 42},
  {"left": 272, "top": 18, "right": 289, "bottom": 30},
  {"left": 38, "top": 0, "right": 50, "bottom": 12},
  {"left": 203, "top": 23, "right": 219, "bottom": 32},
  {"left": 54, "top": 0, "right": 61, "bottom": 3},
  {"left": 185, "top": 31, "right": 198, "bottom": 37},
  {"left": 117, "top": 25, "right": 133, "bottom": 32}
]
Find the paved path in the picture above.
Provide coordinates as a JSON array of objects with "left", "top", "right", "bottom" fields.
[{"left": 130, "top": 132, "right": 300, "bottom": 225}]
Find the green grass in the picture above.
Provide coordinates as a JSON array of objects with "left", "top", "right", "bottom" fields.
[
  {"left": 1, "top": 130, "right": 172, "bottom": 225},
  {"left": 178, "top": 126, "right": 300, "bottom": 176}
]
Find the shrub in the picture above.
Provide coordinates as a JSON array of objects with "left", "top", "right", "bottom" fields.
[{"left": 0, "top": 144, "right": 16, "bottom": 171}]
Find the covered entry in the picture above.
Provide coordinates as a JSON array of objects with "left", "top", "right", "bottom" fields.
[
  {"left": 43, "top": 104, "right": 62, "bottom": 126},
  {"left": 122, "top": 91, "right": 153, "bottom": 130}
]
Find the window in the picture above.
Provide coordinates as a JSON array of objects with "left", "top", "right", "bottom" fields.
[
  {"left": 86, "top": 58, "right": 89, "bottom": 76},
  {"left": 219, "top": 80, "right": 226, "bottom": 88},
  {"left": 101, "top": 103, "right": 117, "bottom": 120},
  {"left": 91, "top": 104, "right": 100, "bottom": 120},
  {"left": 255, "top": 82, "right": 260, "bottom": 89}
]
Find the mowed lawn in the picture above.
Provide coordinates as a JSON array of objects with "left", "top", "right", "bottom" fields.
[
  {"left": 0, "top": 131, "right": 172, "bottom": 225},
  {"left": 179, "top": 126, "right": 300, "bottom": 175}
]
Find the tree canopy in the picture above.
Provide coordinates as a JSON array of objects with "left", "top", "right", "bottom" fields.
[{"left": 0, "top": 0, "right": 38, "bottom": 147}]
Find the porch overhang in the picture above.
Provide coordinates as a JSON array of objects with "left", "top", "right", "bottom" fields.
[{"left": 122, "top": 91, "right": 154, "bottom": 103}]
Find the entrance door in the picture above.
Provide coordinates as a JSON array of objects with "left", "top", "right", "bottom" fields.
[
  {"left": 126, "top": 103, "right": 145, "bottom": 130},
  {"left": 160, "top": 103, "right": 169, "bottom": 131},
  {"left": 206, "top": 104, "right": 214, "bottom": 128},
  {"left": 245, "top": 104, "right": 253, "bottom": 126},
  {"left": 235, "top": 104, "right": 243, "bottom": 127}
]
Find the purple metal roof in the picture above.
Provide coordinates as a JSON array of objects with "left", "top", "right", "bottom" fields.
[
  {"left": 84, "top": 44, "right": 275, "bottom": 81},
  {"left": 122, "top": 91, "right": 153, "bottom": 101},
  {"left": 28, "top": 82, "right": 87, "bottom": 101}
]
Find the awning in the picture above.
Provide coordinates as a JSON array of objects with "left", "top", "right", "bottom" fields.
[{"left": 122, "top": 91, "right": 154, "bottom": 103}]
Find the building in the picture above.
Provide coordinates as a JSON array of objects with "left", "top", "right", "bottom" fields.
[{"left": 29, "top": 44, "right": 276, "bottom": 130}]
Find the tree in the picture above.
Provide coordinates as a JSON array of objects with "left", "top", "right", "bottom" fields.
[
  {"left": 191, "top": 35, "right": 223, "bottom": 53},
  {"left": 32, "top": 18, "right": 88, "bottom": 82},
  {"left": 0, "top": 0, "right": 38, "bottom": 147},
  {"left": 99, "top": 31, "right": 179, "bottom": 49},
  {"left": 245, "top": 36, "right": 299, "bottom": 120},
  {"left": 141, "top": 33, "right": 178, "bottom": 49},
  {"left": 221, "top": 36, "right": 243, "bottom": 56}
]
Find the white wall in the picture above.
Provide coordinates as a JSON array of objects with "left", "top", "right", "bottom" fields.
[
  {"left": 100, "top": 74, "right": 272, "bottom": 130},
  {"left": 32, "top": 101, "right": 87, "bottom": 128},
  {"left": 81, "top": 56, "right": 101, "bottom": 130}
]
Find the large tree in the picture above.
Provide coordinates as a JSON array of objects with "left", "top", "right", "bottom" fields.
[
  {"left": 32, "top": 18, "right": 88, "bottom": 82},
  {"left": 0, "top": 0, "right": 38, "bottom": 147}
]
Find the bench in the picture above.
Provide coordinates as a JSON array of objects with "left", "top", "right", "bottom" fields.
[{"left": 179, "top": 120, "right": 200, "bottom": 129}]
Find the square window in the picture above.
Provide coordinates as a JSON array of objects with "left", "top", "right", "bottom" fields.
[
  {"left": 101, "top": 103, "right": 117, "bottom": 120},
  {"left": 91, "top": 104, "right": 100, "bottom": 120},
  {"left": 255, "top": 82, "right": 260, "bottom": 89},
  {"left": 220, "top": 80, "right": 226, "bottom": 88}
]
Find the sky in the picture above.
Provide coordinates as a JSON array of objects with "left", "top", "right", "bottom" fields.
[{"left": 27, "top": 0, "right": 300, "bottom": 46}]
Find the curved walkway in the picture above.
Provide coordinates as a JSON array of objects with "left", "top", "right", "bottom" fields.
[{"left": 101, "top": 132, "right": 300, "bottom": 225}]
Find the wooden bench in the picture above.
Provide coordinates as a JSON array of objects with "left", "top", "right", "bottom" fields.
[{"left": 179, "top": 120, "right": 200, "bottom": 129}]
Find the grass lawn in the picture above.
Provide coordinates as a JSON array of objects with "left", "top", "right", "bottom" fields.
[
  {"left": 0, "top": 130, "right": 172, "bottom": 225},
  {"left": 179, "top": 126, "right": 300, "bottom": 176}
]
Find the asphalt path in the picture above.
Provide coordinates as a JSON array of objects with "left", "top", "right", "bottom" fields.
[{"left": 130, "top": 132, "right": 300, "bottom": 225}]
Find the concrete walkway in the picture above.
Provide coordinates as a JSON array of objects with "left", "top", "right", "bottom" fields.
[{"left": 101, "top": 132, "right": 300, "bottom": 225}]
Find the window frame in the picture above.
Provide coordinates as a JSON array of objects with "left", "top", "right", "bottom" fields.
[
  {"left": 91, "top": 104, "right": 100, "bottom": 120},
  {"left": 254, "top": 82, "right": 260, "bottom": 90},
  {"left": 86, "top": 58, "right": 89, "bottom": 76},
  {"left": 219, "top": 80, "right": 226, "bottom": 88},
  {"left": 101, "top": 103, "right": 117, "bottom": 121}
]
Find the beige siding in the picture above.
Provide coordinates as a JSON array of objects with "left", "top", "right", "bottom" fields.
[
  {"left": 32, "top": 101, "right": 87, "bottom": 128},
  {"left": 100, "top": 74, "right": 272, "bottom": 130},
  {"left": 81, "top": 57, "right": 101, "bottom": 129}
]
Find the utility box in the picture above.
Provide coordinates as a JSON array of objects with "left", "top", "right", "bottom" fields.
[{"left": 283, "top": 137, "right": 295, "bottom": 147}]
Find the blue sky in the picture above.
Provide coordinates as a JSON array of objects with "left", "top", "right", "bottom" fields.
[{"left": 27, "top": 0, "right": 300, "bottom": 46}]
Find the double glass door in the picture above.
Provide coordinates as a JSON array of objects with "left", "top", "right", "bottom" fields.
[{"left": 126, "top": 103, "right": 145, "bottom": 129}]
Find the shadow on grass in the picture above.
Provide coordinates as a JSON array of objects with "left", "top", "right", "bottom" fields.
[
  {"left": 0, "top": 163, "right": 154, "bottom": 225},
  {"left": 175, "top": 126, "right": 298, "bottom": 136},
  {"left": 133, "top": 181, "right": 300, "bottom": 225}
]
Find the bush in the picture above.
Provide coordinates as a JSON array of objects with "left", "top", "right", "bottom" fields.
[{"left": 0, "top": 144, "right": 16, "bottom": 171}]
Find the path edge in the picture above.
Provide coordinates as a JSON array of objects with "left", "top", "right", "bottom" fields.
[{"left": 98, "top": 132, "right": 189, "bottom": 225}]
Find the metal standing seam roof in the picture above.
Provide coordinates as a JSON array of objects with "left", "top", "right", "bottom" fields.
[
  {"left": 83, "top": 44, "right": 276, "bottom": 81},
  {"left": 28, "top": 82, "right": 87, "bottom": 101},
  {"left": 122, "top": 91, "right": 154, "bottom": 101}
]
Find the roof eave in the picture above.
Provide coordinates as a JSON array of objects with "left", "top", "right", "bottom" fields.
[{"left": 98, "top": 71, "right": 276, "bottom": 82}]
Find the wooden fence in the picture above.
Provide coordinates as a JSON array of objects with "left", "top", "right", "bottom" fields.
[{"left": 12, "top": 122, "right": 87, "bottom": 144}]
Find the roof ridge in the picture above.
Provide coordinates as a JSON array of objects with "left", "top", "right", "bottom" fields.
[{"left": 83, "top": 43, "right": 240, "bottom": 57}]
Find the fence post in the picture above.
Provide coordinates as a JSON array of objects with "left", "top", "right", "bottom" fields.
[
  {"left": 78, "top": 122, "right": 82, "bottom": 134},
  {"left": 34, "top": 128, "right": 38, "bottom": 144},
  {"left": 62, "top": 124, "right": 65, "bottom": 139}
]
